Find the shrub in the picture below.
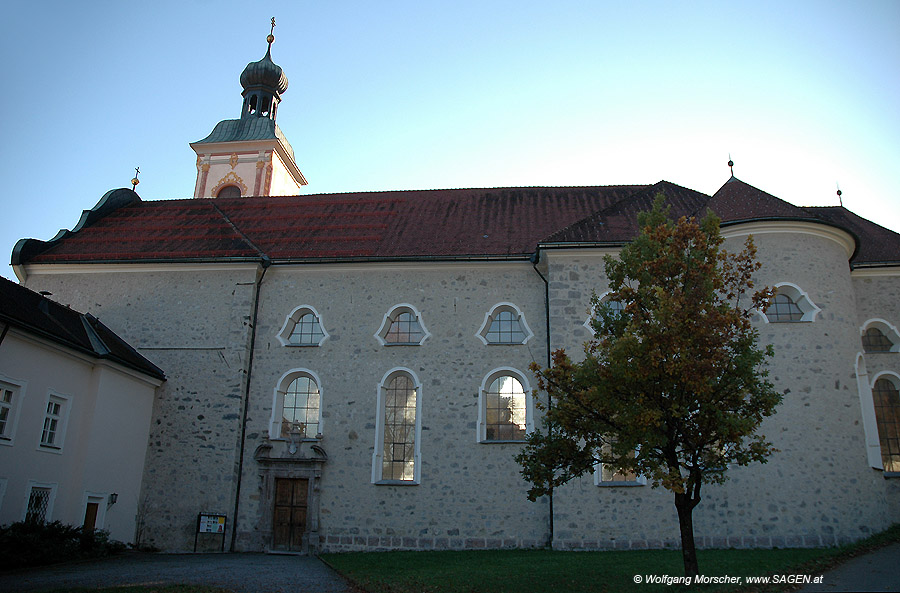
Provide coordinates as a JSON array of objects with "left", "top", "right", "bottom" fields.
[{"left": 0, "top": 520, "right": 126, "bottom": 571}]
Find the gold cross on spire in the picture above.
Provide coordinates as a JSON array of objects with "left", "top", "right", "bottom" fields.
[
  {"left": 267, "top": 17, "right": 276, "bottom": 45},
  {"left": 131, "top": 166, "right": 141, "bottom": 191}
]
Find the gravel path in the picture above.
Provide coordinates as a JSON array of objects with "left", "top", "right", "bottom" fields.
[{"left": 0, "top": 552, "right": 356, "bottom": 593}]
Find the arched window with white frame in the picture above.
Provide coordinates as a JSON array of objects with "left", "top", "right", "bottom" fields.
[
  {"left": 860, "top": 319, "right": 900, "bottom": 353},
  {"left": 584, "top": 291, "right": 625, "bottom": 336},
  {"left": 372, "top": 368, "right": 422, "bottom": 484},
  {"left": 375, "top": 304, "right": 430, "bottom": 346},
  {"left": 872, "top": 373, "right": 900, "bottom": 474},
  {"left": 276, "top": 306, "right": 329, "bottom": 347},
  {"left": 270, "top": 369, "right": 323, "bottom": 440},
  {"left": 477, "top": 368, "right": 533, "bottom": 443},
  {"left": 762, "top": 283, "right": 820, "bottom": 323},
  {"left": 476, "top": 303, "right": 534, "bottom": 345}
]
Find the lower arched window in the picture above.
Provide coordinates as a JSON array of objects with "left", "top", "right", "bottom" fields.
[
  {"left": 271, "top": 370, "right": 322, "bottom": 439},
  {"left": 874, "top": 377, "right": 900, "bottom": 473},
  {"left": 478, "top": 368, "right": 533, "bottom": 442},
  {"left": 372, "top": 369, "right": 421, "bottom": 483}
]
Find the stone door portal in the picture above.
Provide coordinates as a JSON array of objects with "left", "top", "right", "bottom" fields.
[{"left": 273, "top": 478, "right": 308, "bottom": 551}]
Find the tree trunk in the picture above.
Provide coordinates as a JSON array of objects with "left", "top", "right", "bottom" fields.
[{"left": 674, "top": 492, "right": 700, "bottom": 577}]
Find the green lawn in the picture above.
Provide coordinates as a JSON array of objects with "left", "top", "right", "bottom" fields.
[{"left": 322, "top": 525, "right": 900, "bottom": 593}]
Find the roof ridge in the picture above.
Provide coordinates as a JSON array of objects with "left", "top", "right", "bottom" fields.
[
  {"left": 209, "top": 201, "right": 268, "bottom": 260},
  {"left": 80, "top": 314, "right": 111, "bottom": 356},
  {"left": 135, "top": 184, "right": 653, "bottom": 203}
]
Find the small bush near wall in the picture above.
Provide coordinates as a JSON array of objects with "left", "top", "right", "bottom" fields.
[{"left": 0, "top": 521, "right": 126, "bottom": 571}]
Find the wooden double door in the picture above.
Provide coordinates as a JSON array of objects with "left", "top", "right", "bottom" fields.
[{"left": 273, "top": 478, "right": 308, "bottom": 551}]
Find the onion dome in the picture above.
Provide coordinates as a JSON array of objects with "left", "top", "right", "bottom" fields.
[
  {"left": 240, "top": 45, "right": 289, "bottom": 97},
  {"left": 238, "top": 23, "right": 288, "bottom": 121}
]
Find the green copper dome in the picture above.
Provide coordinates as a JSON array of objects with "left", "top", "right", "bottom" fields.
[{"left": 240, "top": 46, "right": 288, "bottom": 97}]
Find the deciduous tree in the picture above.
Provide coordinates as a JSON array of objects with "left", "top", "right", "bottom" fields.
[{"left": 517, "top": 196, "right": 781, "bottom": 576}]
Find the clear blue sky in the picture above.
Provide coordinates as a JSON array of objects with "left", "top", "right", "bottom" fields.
[{"left": 2, "top": 1, "right": 898, "bottom": 280}]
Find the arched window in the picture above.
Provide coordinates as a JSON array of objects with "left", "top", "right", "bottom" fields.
[
  {"left": 477, "top": 303, "right": 533, "bottom": 345},
  {"left": 375, "top": 304, "right": 430, "bottom": 346},
  {"left": 216, "top": 185, "right": 241, "bottom": 199},
  {"left": 762, "top": 283, "right": 820, "bottom": 323},
  {"left": 860, "top": 319, "right": 900, "bottom": 353},
  {"left": 373, "top": 369, "right": 421, "bottom": 483},
  {"left": 863, "top": 328, "right": 894, "bottom": 352},
  {"left": 277, "top": 306, "right": 328, "bottom": 347},
  {"left": 766, "top": 293, "right": 803, "bottom": 322},
  {"left": 874, "top": 377, "right": 900, "bottom": 473},
  {"left": 271, "top": 370, "right": 322, "bottom": 440},
  {"left": 584, "top": 292, "right": 625, "bottom": 336},
  {"left": 478, "top": 368, "right": 533, "bottom": 443}
]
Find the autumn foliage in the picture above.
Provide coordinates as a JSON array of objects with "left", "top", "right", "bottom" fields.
[{"left": 516, "top": 196, "right": 781, "bottom": 576}]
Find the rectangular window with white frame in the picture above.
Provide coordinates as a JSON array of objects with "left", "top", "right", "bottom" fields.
[
  {"left": 39, "top": 393, "right": 70, "bottom": 453},
  {"left": 595, "top": 445, "right": 647, "bottom": 487},
  {"left": 0, "top": 378, "right": 25, "bottom": 446}
]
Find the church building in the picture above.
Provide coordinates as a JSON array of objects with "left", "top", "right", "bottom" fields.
[{"left": 9, "top": 30, "right": 900, "bottom": 553}]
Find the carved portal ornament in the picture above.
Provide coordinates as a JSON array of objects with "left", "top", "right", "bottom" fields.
[{"left": 211, "top": 171, "right": 248, "bottom": 197}]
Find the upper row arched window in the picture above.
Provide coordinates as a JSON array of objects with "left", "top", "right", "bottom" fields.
[
  {"left": 277, "top": 306, "right": 329, "bottom": 347},
  {"left": 278, "top": 303, "right": 534, "bottom": 347},
  {"left": 861, "top": 319, "right": 900, "bottom": 353},
  {"left": 476, "top": 303, "right": 533, "bottom": 345},
  {"left": 375, "top": 304, "right": 431, "bottom": 346},
  {"left": 762, "top": 283, "right": 820, "bottom": 323},
  {"left": 586, "top": 284, "right": 822, "bottom": 331}
]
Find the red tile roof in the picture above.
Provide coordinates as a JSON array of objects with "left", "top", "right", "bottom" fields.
[
  {"left": 803, "top": 205, "right": 900, "bottom": 266},
  {"left": 12, "top": 179, "right": 900, "bottom": 268},
  {"left": 20, "top": 186, "right": 645, "bottom": 263},
  {"left": 708, "top": 176, "right": 820, "bottom": 223}
]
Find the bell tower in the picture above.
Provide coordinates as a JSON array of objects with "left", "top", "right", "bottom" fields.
[{"left": 190, "top": 19, "right": 307, "bottom": 198}]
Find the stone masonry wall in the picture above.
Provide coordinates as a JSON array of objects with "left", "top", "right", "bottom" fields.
[
  {"left": 233, "top": 262, "right": 552, "bottom": 552},
  {"left": 24, "top": 267, "right": 259, "bottom": 551},
  {"left": 852, "top": 272, "right": 900, "bottom": 525},
  {"left": 543, "top": 228, "right": 893, "bottom": 549},
  {"left": 21, "top": 226, "right": 899, "bottom": 553}
]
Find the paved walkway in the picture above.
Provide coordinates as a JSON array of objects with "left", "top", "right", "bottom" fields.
[
  {"left": 3, "top": 544, "right": 899, "bottom": 593},
  {"left": 795, "top": 542, "right": 900, "bottom": 592},
  {"left": 0, "top": 552, "right": 355, "bottom": 593}
]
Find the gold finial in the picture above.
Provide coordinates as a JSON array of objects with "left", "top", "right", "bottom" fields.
[
  {"left": 728, "top": 153, "right": 734, "bottom": 177},
  {"left": 836, "top": 183, "right": 843, "bottom": 207},
  {"left": 267, "top": 17, "right": 275, "bottom": 45},
  {"left": 131, "top": 166, "right": 140, "bottom": 191}
]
